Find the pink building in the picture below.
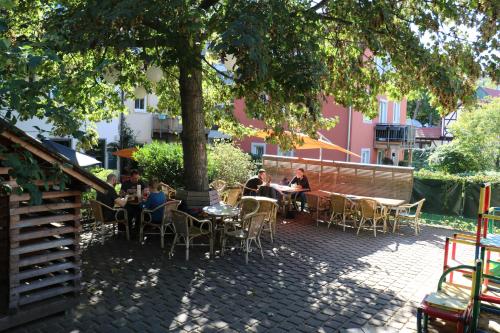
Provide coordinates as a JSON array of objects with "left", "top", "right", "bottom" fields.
[{"left": 235, "top": 96, "right": 410, "bottom": 165}]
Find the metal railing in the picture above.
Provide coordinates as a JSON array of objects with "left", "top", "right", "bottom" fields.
[{"left": 374, "top": 124, "right": 413, "bottom": 142}]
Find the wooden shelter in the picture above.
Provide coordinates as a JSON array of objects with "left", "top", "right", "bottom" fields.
[
  {"left": 0, "top": 119, "right": 110, "bottom": 331},
  {"left": 263, "top": 155, "right": 414, "bottom": 202}
]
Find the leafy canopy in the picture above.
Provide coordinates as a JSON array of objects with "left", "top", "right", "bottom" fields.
[
  {"left": 429, "top": 97, "right": 500, "bottom": 173},
  {"left": 0, "top": 0, "right": 498, "bottom": 147}
]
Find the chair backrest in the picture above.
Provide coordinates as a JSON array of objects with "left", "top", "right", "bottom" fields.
[
  {"left": 238, "top": 197, "right": 260, "bottom": 219},
  {"left": 330, "top": 194, "right": 347, "bottom": 214},
  {"left": 223, "top": 187, "right": 242, "bottom": 206},
  {"left": 246, "top": 212, "right": 267, "bottom": 239},
  {"left": 164, "top": 200, "right": 181, "bottom": 222},
  {"left": 171, "top": 209, "right": 191, "bottom": 235},
  {"left": 161, "top": 184, "right": 176, "bottom": 199},
  {"left": 90, "top": 200, "right": 105, "bottom": 223},
  {"left": 257, "top": 200, "right": 279, "bottom": 222},
  {"left": 415, "top": 199, "right": 426, "bottom": 217},
  {"left": 210, "top": 179, "right": 226, "bottom": 193},
  {"left": 358, "top": 199, "right": 377, "bottom": 219}
]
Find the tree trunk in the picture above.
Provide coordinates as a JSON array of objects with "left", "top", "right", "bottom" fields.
[{"left": 179, "top": 61, "right": 208, "bottom": 191}]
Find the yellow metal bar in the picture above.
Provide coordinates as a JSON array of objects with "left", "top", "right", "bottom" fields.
[{"left": 483, "top": 214, "right": 500, "bottom": 221}]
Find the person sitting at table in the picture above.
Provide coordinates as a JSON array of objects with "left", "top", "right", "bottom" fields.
[
  {"left": 142, "top": 178, "right": 167, "bottom": 224},
  {"left": 96, "top": 174, "right": 128, "bottom": 227},
  {"left": 243, "top": 169, "right": 268, "bottom": 196},
  {"left": 120, "top": 170, "right": 148, "bottom": 235},
  {"left": 289, "top": 168, "right": 310, "bottom": 212}
]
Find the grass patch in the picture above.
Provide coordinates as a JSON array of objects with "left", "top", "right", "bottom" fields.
[{"left": 421, "top": 212, "right": 500, "bottom": 233}]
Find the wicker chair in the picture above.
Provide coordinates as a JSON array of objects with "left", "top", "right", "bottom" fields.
[
  {"left": 210, "top": 179, "right": 227, "bottom": 196},
  {"left": 170, "top": 210, "right": 213, "bottom": 260},
  {"left": 222, "top": 186, "right": 243, "bottom": 207},
  {"left": 140, "top": 199, "right": 181, "bottom": 248},
  {"left": 160, "top": 182, "right": 176, "bottom": 199},
  {"left": 222, "top": 212, "right": 267, "bottom": 264},
  {"left": 225, "top": 197, "right": 260, "bottom": 232},
  {"left": 90, "top": 200, "right": 129, "bottom": 243},
  {"left": 356, "top": 198, "right": 387, "bottom": 237},
  {"left": 329, "top": 194, "right": 355, "bottom": 231},
  {"left": 393, "top": 199, "right": 426, "bottom": 235},
  {"left": 257, "top": 200, "right": 279, "bottom": 242}
]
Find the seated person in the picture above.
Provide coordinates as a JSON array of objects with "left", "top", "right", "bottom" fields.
[
  {"left": 120, "top": 170, "right": 148, "bottom": 231},
  {"left": 142, "top": 178, "right": 167, "bottom": 224},
  {"left": 120, "top": 169, "right": 147, "bottom": 196},
  {"left": 96, "top": 174, "right": 128, "bottom": 221},
  {"left": 289, "top": 168, "right": 310, "bottom": 211},
  {"left": 243, "top": 169, "right": 268, "bottom": 196}
]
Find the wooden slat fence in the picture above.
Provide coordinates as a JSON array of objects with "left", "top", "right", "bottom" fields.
[{"left": 262, "top": 155, "right": 414, "bottom": 202}]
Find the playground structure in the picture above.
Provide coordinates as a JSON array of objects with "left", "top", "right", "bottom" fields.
[{"left": 417, "top": 183, "right": 500, "bottom": 332}]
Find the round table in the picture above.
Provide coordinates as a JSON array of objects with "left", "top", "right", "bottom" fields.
[{"left": 203, "top": 203, "right": 241, "bottom": 248}]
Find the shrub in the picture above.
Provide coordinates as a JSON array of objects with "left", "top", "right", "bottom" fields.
[
  {"left": 428, "top": 142, "right": 479, "bottom": 174},
  {"left": 133, "top": 141, "right": 184, "bottom": 187},
  {"left": 208, "top": 142, "right": 256, "bottom": 185}
]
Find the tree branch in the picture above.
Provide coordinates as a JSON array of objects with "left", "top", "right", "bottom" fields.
[{"left": 202, "top": 57, "right": 234, "bottom": 80}]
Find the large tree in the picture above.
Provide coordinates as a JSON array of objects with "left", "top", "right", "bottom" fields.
[{"left": 1, "top": 0, "right": 498, "bottom": 191}]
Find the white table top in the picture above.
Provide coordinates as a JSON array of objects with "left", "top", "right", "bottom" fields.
[
  {"left": 306, "top": 190, "right": 406, "bottom": 207},
  {"left": 202, "top": 203, "right": 240, "bottom": 217}
]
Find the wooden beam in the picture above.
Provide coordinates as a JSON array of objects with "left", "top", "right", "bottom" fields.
[
  {"left": 11, "top": 214, "right": 78, "bottom": 229},
  {"left": 0, "top": 131, "right": 107, "bottom": 193},
  {"left": 16, "top": 262, "right": 78, "bottom": 281},
  {"left": 9, "top": 190, "right": 81, "bottom": 203},
  {"left": 11, "top": 238, "right": 75, "bottom": 255},
  {"left": 10, "top": 202, "right": 81, "bottom": 215},
  {"left": 18, "top": 285, "right": 76, "bottom": 306},
  {"left": 18, "top": 249, "right": 75, "bottom": 267},
  {"left": 15, "top": 273, "right": 80, "bottom": 294},
  {"left": 15, "top": 226, "right": 79, "bottom": 242}
]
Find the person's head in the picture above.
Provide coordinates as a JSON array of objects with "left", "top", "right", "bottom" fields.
[
  {"left": 149, "top": 178, "right": 160, "bottom": 191},
  {"left": 258, "top": 169, "right": 266, "bottom": 180},
  {"left": 296, "top": 168, "right": 305, "bottom": 178},
  {"left": 130, "top": 170, "right": 140, "bottom": 183},
  {"left": 106, "top": 173, "right": 118, "bottom": 186}
]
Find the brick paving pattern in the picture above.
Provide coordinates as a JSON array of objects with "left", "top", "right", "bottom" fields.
[{"left": 10, "top": 213, "right": 497, "bottom": 332}]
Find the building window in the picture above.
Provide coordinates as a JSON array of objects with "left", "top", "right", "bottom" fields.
[
  {"left": 361, "top": 148, "right": 371, "bottom": 164},
  {"left": 251, "top": 142, "right": 266, "bottom": 159},
  {"left": 277, "top": 147, "right": 294, "bottom": 157},
  {"left": 379, "top": 100, "right": 388, "bottom": 123},
  {"left": 134, "top": 98, "right": 146, "bottom": 113},
  {"left": 393, "top": 102, "right": 401, "bottom": 124},
  {"left": 377, "top": 150, "right": 384, "bottom": 164}
]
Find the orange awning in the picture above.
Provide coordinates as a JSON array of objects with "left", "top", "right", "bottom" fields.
[
  {"left": 253, "top": 130, "right": 360, "bottom": 157},
  {"left": 112, "top": 147, "right": 138, "bottom": 159}
]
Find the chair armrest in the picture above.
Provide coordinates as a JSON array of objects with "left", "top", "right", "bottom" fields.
[{"left": 192, "top": 217, "right": 213, "bottom": 233}]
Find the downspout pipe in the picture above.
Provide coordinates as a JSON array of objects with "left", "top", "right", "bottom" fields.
[{"left": 347, "top": 106, "right": 352, "bottom": 162}]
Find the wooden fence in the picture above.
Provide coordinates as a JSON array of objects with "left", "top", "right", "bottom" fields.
[{"left": 262, "top": 155, "right": 414, "bottom": 202}]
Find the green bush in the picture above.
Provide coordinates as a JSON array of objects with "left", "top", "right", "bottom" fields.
[
  {"left": 133, "top": 141, "right": 256, "bottom": 188},
  {"left": 208, "top": 142, "right": 256, "bottom": 185},
  {"left": 133, "top": 141, "right": 184, "bottom": 187},
  {"left": 415, "top": 169, "right": 500, "bottom": 184},
  {"left": 428, "top": 142, "right": 479, "bottom": 174}
]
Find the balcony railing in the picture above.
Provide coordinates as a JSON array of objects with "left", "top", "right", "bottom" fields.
[
  {"left": 152, "top": 115, "right": 182, "bottom": 139},
  {"left": 374, "top": 124, "right": 413, "bottom": 143}
]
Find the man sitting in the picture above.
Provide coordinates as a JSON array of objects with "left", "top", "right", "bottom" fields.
[
  {"left": 289, "top": 168, "right": 310, "bottom": 212},
  {"left": 96, "top": 174, "right": 128, "bottom": 223},
  {"left": 243, "top": 169, "right": 268, "bottom": 196},
  {"left": 120, "top": 170, "right": 148, "bottom": 235}
]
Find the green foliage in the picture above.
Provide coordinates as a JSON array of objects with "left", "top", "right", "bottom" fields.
[
  {"left": 428, "top": 142, "right": 476, "bottom": 174},
  {"left": 411, "top": 148, "right": 434, "bottom": 171},
  {"left": 415, "top": 169, "right": 500, "bottom": 184},
  {"left": 0, "top": 143, "right": 69, "bottom": 205},
  {"left": 133, "top": 142, "right": 184, "bottom": 188},
  {"left": 207, "top": 142, "right": 255, "bottom": 185},
  {"left": 82, "top": 167, "right": 119, "bottom": 203},
  {"left": 407, "top": 93, "right": 440, "bottom": 126},
  {"left": 134, "top": 141, "right": 256, "bottom": 187},
  {"left": 427, "top": 97, "right": 500, "bottom": 174},
  {"left": 420, "top": 213, "right": 477, "bottom": 232}
]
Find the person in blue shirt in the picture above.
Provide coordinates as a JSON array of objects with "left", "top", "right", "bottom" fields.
[{"left": 143, "top": 178, "right": 167, "bottom": 224}]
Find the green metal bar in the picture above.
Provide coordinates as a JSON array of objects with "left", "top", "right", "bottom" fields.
[{"left": 437, "top": 264, "right": 476, "bottom": 290}]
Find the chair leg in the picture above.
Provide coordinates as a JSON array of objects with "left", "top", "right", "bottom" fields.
[
  {"left": 185, "top": 237, "right": 190, "bottom": 261},
  {"left": 170, "top": 234, "right": 178, "bottom": 257},
  {"left": 140, "top": 225, "right": 144, "bottom": 244},
  {"left": 160, "top": 226, "right": 165, "bottom": 249},
  {"left": 342, "top": 214, "right": 347, "bottom": 232},
  {"left": 357, "top": 218, "right": 365, "bottom": 235},
  {"left": 257, "top": 237, "right": 264, "bottom": 259},
  {"left": 209, "top": 233, "right": 214, "bottom": 258},
  {"left": 373, "top": 219, "right": 377, "bottom": 237},
  {"left": 423, "top": 313, "right": 428, "bottom": 332},
  {"left": 125, "top": 223, "right": 130, "bottom": 241},
  {"left": 245, "top": 239, "right": 249, "bottom": 264},
  {"left": 416, "top": 308, "right": 422, "bottom": 333},
  {"left": 393, "top": 217, "right": 398, "bottom": 233},
  {"left": 221, "top": 236, "right": 226, "bottom": 256}
]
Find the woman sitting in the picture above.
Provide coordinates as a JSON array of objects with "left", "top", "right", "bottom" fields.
[{"left": 142, "top": 178, "right": 167, "bottom": 223}]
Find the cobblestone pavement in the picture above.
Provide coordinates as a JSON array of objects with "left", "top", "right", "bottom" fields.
[{"left": 10, "top": 213, "right": 497, "bottom": 332}]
